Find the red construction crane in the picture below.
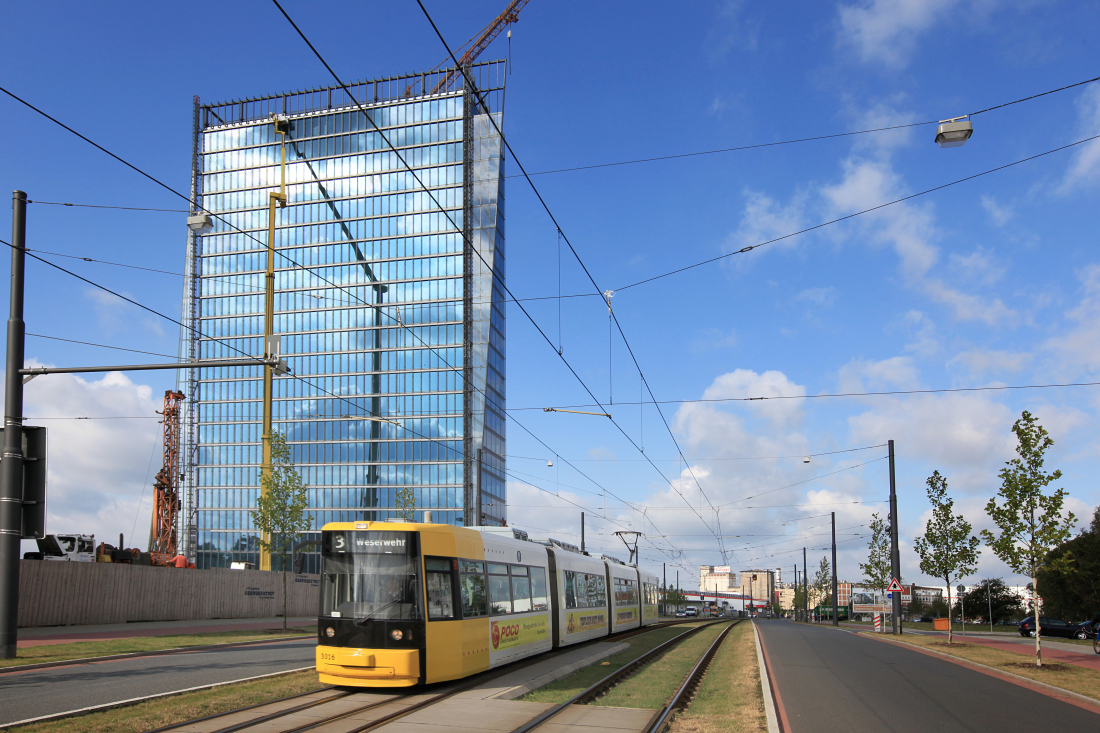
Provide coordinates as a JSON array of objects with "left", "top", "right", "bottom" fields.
[
  {"left": 429, "top": 0, "right": 531, "bottom": 95},
  {"left": 151, "top": 390, "right": 185, "bottom": 559}
]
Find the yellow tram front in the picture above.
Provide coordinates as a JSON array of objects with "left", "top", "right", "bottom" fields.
[{"left": 315, "top": 521, "right": 489, "bottom": 687}]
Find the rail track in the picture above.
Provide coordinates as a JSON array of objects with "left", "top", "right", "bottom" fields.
[
  {"left": 508, "top": 618, "right": 735, "bottom": 733},
  {"left": 144, "top": 619, "right": 694, "bottom": 733}
]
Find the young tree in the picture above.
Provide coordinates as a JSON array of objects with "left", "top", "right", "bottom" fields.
[
  {"left": 913, "top": 470, "right": 980, "bottom": 644},
  {"left": 860, "top": 512, "right": 893, "bottom": 599},
  {"left": 1037, "top": 506, "right": 1100, "bottom": 622},
  {"left": 982, "top": 411, "right": 1076, "bottom": 666},
  {"left": 251, "top": 432, "right": 313, "bottom": 630},
  {"left": 812, "top": 557, "right": 832, "bottom": 616},
  {"left": 395, "top": 486, "right": 417, "bottom": 522}
]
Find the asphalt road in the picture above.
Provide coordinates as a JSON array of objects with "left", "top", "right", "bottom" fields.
[
  {"left": 756, "top": 619, "right": 1099, "bottom": 732},
  {"left": 0, "top": 637, "right": 317, "bottom": 726}
]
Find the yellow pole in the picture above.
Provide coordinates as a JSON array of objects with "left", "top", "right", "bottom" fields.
[{"left": 260, "top": 121, "right": 288, "bottom": 571}]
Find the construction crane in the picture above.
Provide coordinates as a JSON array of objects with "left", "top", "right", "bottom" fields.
[
  {"left": 428, "top": 0, "right": 531, "bottom": 95},
  {"left": 150, "top": 390, "right": 185, "bottom": 559}
]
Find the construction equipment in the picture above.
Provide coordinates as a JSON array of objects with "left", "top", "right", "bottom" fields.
[
  {"left": 150, "top": 390, "right": 185, "bottom": 560},
  {"left": 428, "top": 0, "right": 530, "bottom": 95},
  {"left": 23, "top": 534, "right": 95, "bottom": 561}
]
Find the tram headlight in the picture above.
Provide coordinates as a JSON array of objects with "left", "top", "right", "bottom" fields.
[
  {"left": 325, "top": 627, "right": 335, "bottom": 638},
  {"left": 390, "top": 629, "right": 404, "bottom": 641}
]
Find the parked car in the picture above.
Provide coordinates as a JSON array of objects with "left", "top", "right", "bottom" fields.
[
  {"left": 918, "top": 616, "right": 935, "bottom": 623},
  {"left": 1018, "top": 616, "right": 1095, "bottom": 640},
  {"left": 675, "top": 610, "right": 687, "bottom": 618}
]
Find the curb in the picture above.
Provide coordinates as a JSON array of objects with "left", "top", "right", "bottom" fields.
[
  {"left": 0, "top": 666, "right": 317, "bottom": 730},
  {"left": 859, "top": 632, "right": 1100, "bottom": 713},
  {"left": 0, "top": 634, "right": 313, "bottom": 675},
  {"left": 752, "top": 622, "right": 781, "bottom": 733}
]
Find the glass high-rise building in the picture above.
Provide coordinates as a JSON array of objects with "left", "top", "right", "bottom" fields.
[{"left": 177, "top": 63, "right": 508, "bottom": 569}]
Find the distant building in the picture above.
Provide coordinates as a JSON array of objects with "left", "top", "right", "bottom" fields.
[
  {"left": 699, "top": 565, "right": 738, "bottom": 593},
  {"left": 739, "top": 569, "right": 776, "bottom": 601},
  {"left": 775, "top": 587, "right": 796, "bottom": 611}
]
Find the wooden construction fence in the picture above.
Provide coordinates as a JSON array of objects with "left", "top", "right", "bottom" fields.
[{"left": 18, "top": 560, "right": 320, "bottom": 627}]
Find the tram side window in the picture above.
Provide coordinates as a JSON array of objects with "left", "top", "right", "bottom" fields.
[
  {"left": 530, "top": 567, "right": 548, "bottom": 611},
  {"left": 488, "top": 563, "right": 511, "bottom": 615},
  {"left": 511, "top": 565, "right": 532, "bottom": 613},
  {"left": 459, "top": 560, "right": 487, "bottom": 618},
  {"left": 644, "top": 583, "right": 658, "bottom": 606},
  {"left": 425, "top": 557, "right": 456, "bottom": 620},
  {"left": 564, "top": 571, "right": 606, "bottom": 609},
  {"left": 614, "top": 578, "right": 639, "bottom": 606}
]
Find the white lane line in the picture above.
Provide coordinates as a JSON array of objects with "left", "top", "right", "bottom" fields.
[{"left": 0, "top": 666, "right": 316, "bottom": 729}]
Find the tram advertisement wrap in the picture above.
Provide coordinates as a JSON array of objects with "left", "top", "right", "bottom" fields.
[
  {"left": 644, "top": 604, "right": 657, "bottom": 620},
  {"left": 565, "top": 611, "right": 606, "bottom": 634},
  {"left": 491, "top": 616, "right": 549, "bottom": 651},
  {"left": 616, "top": 609, "right": 637, "bottom": 624}
]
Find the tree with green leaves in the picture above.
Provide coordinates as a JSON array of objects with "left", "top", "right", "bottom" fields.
[
  {"left": 914, "top": 470, "right": 980, "bottom": 644},
  {"left": 251, "top": 432, "right": 313, "bottom": 630},
  {"left": 812, "top": 557, "right": 832, "bottom": 616},
  {"left": 982, "top": 411, "right": 1076, "bottom": 666},
  {"left": 860, "top": 512, "right": 893, "bottom": 599},
  {"left": 954, "top": 578, "right": 1024, "bottom": 625},
  {"left": 395, "top": 486, "right": 417, "bottom": 522},
  {"left": 1038, "top": 507, "right": 1100, "bottom": 622},
  {"left": 662, "top": 585, "right": 687, "bottom": 612}
]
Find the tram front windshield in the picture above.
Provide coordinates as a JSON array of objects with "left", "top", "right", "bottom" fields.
[{"left": 321, "top": 531, "right": 420, "bottom": 622}]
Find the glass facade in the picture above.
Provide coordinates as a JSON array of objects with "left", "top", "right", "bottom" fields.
[{"left": 177, "top": 64, "right": 507, "bottom": 569}]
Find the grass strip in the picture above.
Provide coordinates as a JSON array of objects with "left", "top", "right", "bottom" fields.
[
  {"left": 842, "top": 620, "right": 1017, "bottom": 634},
  {"left": 4, "top": 669, "right": 326, "bottom": 733},
  {"left": 594, "top": 623, "right": 729, "bottom": 709},
  {"left": 672, "top": 622, "right": 765, "bottom": 733},
  {"left": 2, "top": 628, "right": 314, "bottom": 669},
  {"left": 519, "top": 622, "right": 711, "bottom": 704},
  {"left": 860, "top": 632, "right": 1100, "bottom": 702}
]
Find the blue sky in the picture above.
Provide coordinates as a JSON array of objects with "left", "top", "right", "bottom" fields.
[{"left": 3, "top": 1, "right": 1099, "bottom": 592}]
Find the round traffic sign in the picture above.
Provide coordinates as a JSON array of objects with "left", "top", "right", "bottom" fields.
[{"left": 956, "top": 584, "right": 965, "bottom": 593}]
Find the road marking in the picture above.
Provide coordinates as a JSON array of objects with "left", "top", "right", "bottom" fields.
[{"left": 1, "top": 665, "right": 316, "bottom": 728}]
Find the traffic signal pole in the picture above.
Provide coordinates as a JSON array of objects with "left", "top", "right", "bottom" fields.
[{"left": 0, "top": 191, "right": 27, "bottom": 659}]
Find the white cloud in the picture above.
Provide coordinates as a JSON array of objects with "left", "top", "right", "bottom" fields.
[
  {"left": 1041, "top": 263, "right": 1100, "bottom": 378},
  {"left": 726, "top": 189, "right": 808, "bottom": 262},
  {"left": 980, "top": 194, "right": 1014, "bottom": 226},
  {"left": 20, "top": 368, "right": 162, "bottom": 555},
  {"left": 837, "top": 0, "right": 964, "bottom": 68},
  {"left": 949, "top": 248, "right": 1005, "bottom": 286},
  {"left": 892, "top": 310, "right": 940, "bottom": 357},
  {"left": 838, "top": 356, "right": 921, "bottom": 393},
  {"left": 947, "top": 348, "right": 1032, "bottom": 375},
  {"left": 1060, "top": 84, "right": 1100, "bottom": 192},
  {"left": 700, "top": 369, "right": 807, "bottom": 429}
]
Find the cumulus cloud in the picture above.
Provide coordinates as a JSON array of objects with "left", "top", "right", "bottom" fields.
[
  {"left": 726, "top": 189, "right": 808, "bottom": 263},
  {"left": 796, "top": 287, "right": 838, "bottom": 308},
  {"left": 19, "top": 368, "right": 162, "bottom": 555},
  {"left": 980, "top": 194, "right": 1014, "bottom": 226},
  {"left": 947, "top": 348, "right": 1032, "bottom": 376},
  {"left": 1041, "top": 263, "right": 1100, "bottom": 379},
  {"left": 838, "top": 356, "right": 921, "bottom": 393}
]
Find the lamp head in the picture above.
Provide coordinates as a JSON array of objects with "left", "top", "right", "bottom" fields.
[
  {"left": 186, "top": 214, "right": 213, "bottom": 233},
  {"left": 935, "top": 117, "right": 973, "bottom": 148}
]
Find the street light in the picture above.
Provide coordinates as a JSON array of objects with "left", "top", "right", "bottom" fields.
[
  {"left": 935, "top": 116, "right": 973, "bottom": 148},
  {"left": 186, "top": 214, "right": 213, "bottom": 233}
]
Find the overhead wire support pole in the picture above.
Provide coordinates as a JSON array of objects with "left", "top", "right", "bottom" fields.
[
  {"left": 19, "top": 359, "right": 281, "bottom": 378},
  {"left": 0, "top": 190, "right": 27, "bottom": 659},
  {"left": 888, "top": 439, "right": 902, "bottom": 634},
  {"left": 831, "top": 512, "right": 839, "bottom": 627}
]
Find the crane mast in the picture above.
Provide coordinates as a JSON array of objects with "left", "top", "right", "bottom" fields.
[
  {"left": 151, "top": 390, "right": 185, "bottom": 557},
  {"left": 430, "top": 0, "right": 530, "bottom": 95}
]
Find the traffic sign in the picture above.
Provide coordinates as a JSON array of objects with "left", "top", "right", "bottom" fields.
[{"left": 886, "top": 578, "right": 903, "bottom": 592}]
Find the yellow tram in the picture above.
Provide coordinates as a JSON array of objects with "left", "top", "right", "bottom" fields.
[{"left": 315, "top": 521, "right": 660, "bottom": 687}]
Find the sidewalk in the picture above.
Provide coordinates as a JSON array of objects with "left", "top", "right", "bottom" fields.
[{"left": 17, "top": 616, "right": 316, "bottom": 648}]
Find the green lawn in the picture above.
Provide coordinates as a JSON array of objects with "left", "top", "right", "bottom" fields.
[
  {"left": 519, "top": 623, "right": 710, "bottom": 704},
  {"left": 671, "top": 622, "right": 765, "bottom": 733},
  {"left": 2, "top": 627, "right": 314, "bottom": 669}
]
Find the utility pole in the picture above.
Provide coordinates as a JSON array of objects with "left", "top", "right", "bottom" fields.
[
  {"left": 803, "top": 547, "right": 808, "bottom": 623},
  {"left": 0, "top": 191, "right": 27, "bottom": 659},
  {"left": 662, "top": 562, "right": 666, "bottom": 615},
  {"left": 831, "top": 512, "right": 839, "bottom": 627},
  {"left": 794, "top": 564, "right": 798, "bottom": 620},
  {"left": 676, "top": 570, "right": 679, "bottom": 613},
  {"left": 888, "top": 439, "right": 902, "bottom": 634},
  {"left": 581, "top": 512, "right": 585, "bottom": 553}
]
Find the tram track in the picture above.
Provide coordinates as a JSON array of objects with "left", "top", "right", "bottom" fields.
[
  {"left": 143, "top": 619, "right": 694, "bottom": 733},
  {"left": 508, "top": 619, "right": 733, "bottom": 733}
]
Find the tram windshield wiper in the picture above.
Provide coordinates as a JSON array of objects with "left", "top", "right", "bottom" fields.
[{"left": 354, "top": 599, "right": 401, "bottom": 626}]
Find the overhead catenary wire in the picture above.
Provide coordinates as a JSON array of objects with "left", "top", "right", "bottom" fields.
[
  {"left": 615, "top": 132, "right": 1100, "bottom": 292},
  {"left": 268, "top": 0, "right": 708, "bottom": 565},
  {"left": 412, "top": 0, "right": 732, "bottom": 562},
  {"left": 27, "top": 333, "right": 177, "bottom": 360}
]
